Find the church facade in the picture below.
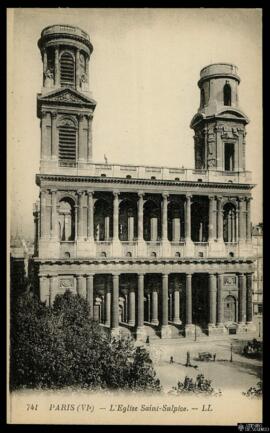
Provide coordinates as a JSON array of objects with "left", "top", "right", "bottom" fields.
[{"left": 33, "top": 24, "right": 255, "bottom": 340}]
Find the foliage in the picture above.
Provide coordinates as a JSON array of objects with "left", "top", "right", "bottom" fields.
[
  {"left": 170, "top": 374, "right": 222, "bottom": 397},
  {"left": 242, "top": 339, "right": 263, "bottom": 360},
  {"left": 242, "top": 381, "right": 262, "bottom": 399},
  {"left": 10, "top": 290, "right": 161, "bottom": 392}
]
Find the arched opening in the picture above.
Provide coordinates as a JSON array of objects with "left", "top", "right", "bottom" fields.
[
  {"left": 191, "top": 198, "right": 209, "bottom": 242},
  {"left": 223, "top": 203, "right": 237, "bottom": 242},
  {"left": 224, "top": 295, "right": 236, "bottom": 322},
  {"left": 119, "top": 199, "right": 138, "bottom": 241},
  {"left": 60, "top": 51, "right": 75, "bottom": 87},
  {"left": 143, "top": 200, "right": 161, "bottom": 241},
  {"left": 168, "top": 200, "right": 185, "bottom": 242},
  {"left": 58, "top": 118, "right": 77, "bottom": 163},
  {"left": 58, "top": 197, "right": 75, "bottom": 241},
  {"left": 94, "top": 198, "right": 113, "bottom": 241},
  {"left": 223, "top": 83, "right": 232, "bottom": 106},
  {"left": 224, "top": 142, "right": 235, "bottom": 171}
]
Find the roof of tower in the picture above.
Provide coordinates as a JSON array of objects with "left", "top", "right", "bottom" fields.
[
  {"left": 38, "top": 24, "right": 93, "bottom": 53},
  {"left": 198, "top": 63, "right": 240, "bottom": 87}
]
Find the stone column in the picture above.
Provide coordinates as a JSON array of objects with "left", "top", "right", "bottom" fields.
[
  {"left": 77, "top": 191, "right": 84, "bottom": 240},
  {"left": 185, "top": 273, "right": 195, "bottom": 335},
  {"left": 105, "top": 278, "right": 111, "bottom": 327},
  {"left": 40, "top": 190, "right": 48, "bottom": 239},
  {"left": 41, "top": 111, "right": 49, "bottom": 159},
  {"left": 173, "top": 279, "right": 181, "bottom": 324},
  {"left": 161, "top": 274, "right": 169, "bottom": 328},
  {"left": 87, "top": 191, "right": 94, "bottom": 240},
  {"left": 128, "top": 216, "right": 134, "bottom": 241},
  {"left": 49, "top": 276, "right": 58, "bottom": 306},
  {"left": 111, "top": 274, "right": 120, "bottom": 336},
  {"left": 138, "top": 193, "right": 144, "bottom": 241},
  {"left": 136, "top": 273, "right": 146, "bottom": 340},
  {"left": 87, "top": 114, "right": 93, "bottom": 162},
  {"left": 128, "top": 291, "right": 136, "bottom": 326},
  {"left": 76, "top": 48, "right": 80, "bottom": 89},
  {"left": 217, "top": 196, "right": 224, "bottom": 240},
  {"left": 78, "top": 114, "right": 85, "bottom": 162},
  {"left": 86, "top": 274, "right": 94, "bottom": 319},
  {"left": 39, "top": 276, "right": 49, "bottom": 304},
  {"left": 51, "top": 111, "right": 58, "bottom": 160},
  {"left": 235, "top": 210, "right": 239, "bottom": 242},
  {"left": 208, "top": 196, "right": 216, "bottom": 241},
  {"left": 185, "top": 273, "right": 192, "bottom": 325},
  {"left": 162, "top": 193, "right": 168, "bottom": 241},
  {"left": 43, "top": 50, "right": 47, "bottom": 80},
  {"left": 151, "top": 291, "right": 158, "bottom": 325},
  {"left": 239, "top": 198, "right": 246, "bottom": 241},
  {"left": 172, "top": 217, "right": 181, "bottom": 242},
  {"left": 51, "top": 189, "right": 58, "bottom": 239},
  {"left": 147, "top": 293, "right": 151, "bottom": 322},
  {"left": 77, "top": 275, "right": 86, "bottom": 298},
  {"left": 54, "top": 46, "right": 60, "bottom": 87},
  {"left": 217, "top": 274, "right": 224, "bottom": 328},
  {"left": 208, "top": 274, "right": 217, "bottom": 330},
  {"left": 185, "top": 194, "right": 192, "bottom": 241},
  {"left": 113, "top": 192, "right": 120, "bottom": 241},
  {"left": 238, "top": 273, "right": 247, "bottom": 324},
  {"left": 246, "top": 198, "right": 252, "bottom": 241},
  {"left": 246, "top": 273, "right": 253, "bottom": 323}
]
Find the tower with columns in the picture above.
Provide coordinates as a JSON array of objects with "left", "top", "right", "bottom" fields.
[{"left": 33, "top": 26, "right": 256, "bottom": 340}]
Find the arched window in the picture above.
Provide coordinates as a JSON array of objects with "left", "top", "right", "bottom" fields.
[
  {"left": 223, "top": 83, "right": 232, "bottom": 106},
  {"left": 201, "top": 88, "right": 206, "bottom": 107},
  {"left": 58, "top": 118, "right": 77, "bottom": 163},
  {"left": 60, "top": 52, "right": 75, "bottom": 87}
]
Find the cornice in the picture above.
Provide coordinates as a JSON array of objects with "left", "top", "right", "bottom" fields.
[
  {"left": 36, "top": 173, "right": 255, "bottom": 191},
  {"left": 34, "top": 257, "right": 255, "bottom": 265}
]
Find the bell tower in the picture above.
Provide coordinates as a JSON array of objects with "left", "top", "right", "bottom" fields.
[
  {"left": 190, "top": 63, "right": 249, "bottom": 172},
  {"left": 37, "top": 25, "right": 96, "bottom": 171}
]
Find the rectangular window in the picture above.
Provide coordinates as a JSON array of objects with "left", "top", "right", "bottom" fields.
[
  {"left": 59, "top": 127, "right": 76, "bottom": 161},
  {"left": 224, "top": 142, "right": 234, "bottom": 171}
]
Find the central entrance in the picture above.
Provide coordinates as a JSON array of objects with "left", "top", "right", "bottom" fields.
[
  {"left": 224, "top": 295, "right": 236, "bottom": 322},
  {"left": 192, "top": 274, "right": 208, "bottom": 333}
]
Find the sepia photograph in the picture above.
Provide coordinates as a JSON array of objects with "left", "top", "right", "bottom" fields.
[{"left": 7, "top": 8, "right": 263, "bottom": 426}]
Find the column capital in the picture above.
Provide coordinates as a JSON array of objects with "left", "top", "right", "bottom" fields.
[
  {"left": 162, "top": 273, "right": 169, "bottom": 278},
  {"left": 113, "top": 190, "right": 120, "bottom": 197},
  {"left": 209, "top": 195, "right": 216, "bottom": 201},
  {"left": 239, "top": 196, "right": 246, "bottom": 202},
  {"left": 138, "top": 191, "right": 145, "bottom": 198},
  {"left": 138, "top": 272, "right": 145, "bottom": 277},
  {"left": 78, "top": 113, "right": 85, "bottom": 121},
  {"left": 51, "top": 111, "right": 57, "bottom": 119},
  {"left": 76, "top": 275, "right": 84, "bottom": 279},
  {"left": 41, "top": 110, "right": 49, "bottom": 118},
  {"left": 49, "top": 188, "right": 58, "bottom": 194},
  {"left": 85, "top": 273, "right": 95, "bottom": 278},
  {"left": 162, "top": 192, "right": 169, "bottom": 199},
  {"left": 77, "top": 190, "right": 85, "bottom": 197},
  {"left": 186, "top": 193, "right": 192, "bottom": 199},
  {"left": 112, "top": 272, "right": 120, "bottom": 277}
]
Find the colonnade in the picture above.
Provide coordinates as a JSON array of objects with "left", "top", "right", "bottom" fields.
[
  {"left": 38, "top": 190, "right": 252, "bottom": 243},
  {"left": 39, "top": 272, "right": 254, "bottom": 338}
]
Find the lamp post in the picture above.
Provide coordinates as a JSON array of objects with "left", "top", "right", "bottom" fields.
[
  {"left": 230, "top": 343, "right": 233, "bottom": 362},
  {"left": 258, "top": 320, "right": 261, "bottom": 338},
  {"left": 194, "top": 323, "right": 197, "bottom": 342}
]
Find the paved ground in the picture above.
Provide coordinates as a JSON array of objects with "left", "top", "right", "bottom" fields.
[{"left": 142, "top": 327, "right": 263, "bottom": 393}]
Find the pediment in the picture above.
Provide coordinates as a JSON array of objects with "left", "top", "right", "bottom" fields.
[
  {"left": 216, "top": 108, "right": 249, "bottom": 123},
  {"left": 37, "top": 88, "right": 97, "bottom": 107}
]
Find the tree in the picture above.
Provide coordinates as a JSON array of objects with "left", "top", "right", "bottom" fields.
[{"left": 10, "top": 290, "right": 161, "bottom": 392}]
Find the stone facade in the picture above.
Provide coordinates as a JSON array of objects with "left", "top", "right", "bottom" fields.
[{"left": 33, "top": 26, "right": 256, "bottom": 340}]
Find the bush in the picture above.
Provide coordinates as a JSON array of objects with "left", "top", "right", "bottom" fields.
[
  {"left": 170, "top": 374, "right": 222, "bottom": 397},
  {"left": 242, "top": 339, "right": 263, "bottom": 360},
  {"left": 243, "top": 381, "right": 262, "bottom": 399},
  {"left": 10, "top": 290, "right": 161, "bottom": 392}
]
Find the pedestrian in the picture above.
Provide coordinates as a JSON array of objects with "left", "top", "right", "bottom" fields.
[
  {"left": 146, "top": 336, "right": 150, "bottom": 345},
  {"left": 170, "top": 356, "right": 174, "bottom": 364},
  {"left": 213, "top": 353, "right": 216, "bottom": 362},
  {"left": 185, "top": 351, "right": 191, "bottom": 367}
]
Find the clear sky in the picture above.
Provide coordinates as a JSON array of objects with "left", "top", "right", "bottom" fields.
[{"left": 8, "top": 8, "right": 262, "bottom": 239}]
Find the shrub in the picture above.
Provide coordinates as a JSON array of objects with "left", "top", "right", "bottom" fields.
[
  {"left": 243, "top": 381, "right": 262, "bottom": 399},
  {"left": 170, "top": 374, "right": 222, "bottom": 396},
  {"left": 10, "top": 290, "right": 161, "bottom": 392}
]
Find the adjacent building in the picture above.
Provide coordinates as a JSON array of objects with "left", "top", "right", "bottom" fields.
[
  {"left": 33, "top": 24, "right": 256, "bottom": 340},
  {"left": 252, "top": 224, "right": 263, "bottom": 316}
]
